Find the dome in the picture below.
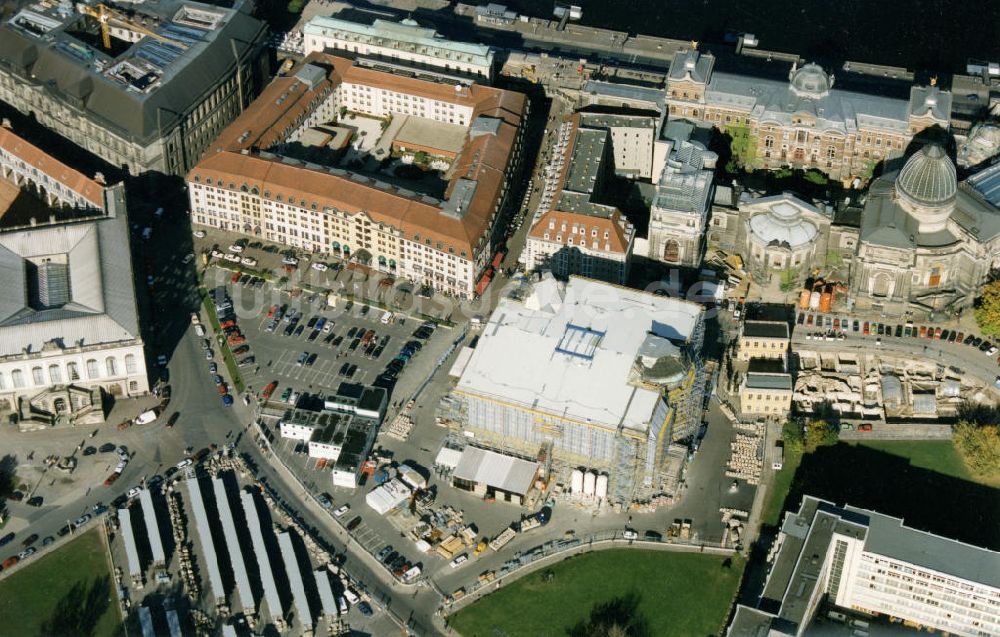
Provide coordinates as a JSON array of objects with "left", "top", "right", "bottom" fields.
[
  {"left": 896, "top": 144, "right": 956, "bottom": 209},
  {"left": 748, "top": 202, "right": 818, "bottom": 249},
  {"left": 788, "top": 63, "right": 833, "bottom": 98}
]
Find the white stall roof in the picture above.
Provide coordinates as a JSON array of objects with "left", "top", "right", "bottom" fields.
[
  {"left": 139, "top": 489, "right": 165, "bottom": 565},
  {"left": 185, "top": 477, "right": 226, "bottom": 601},
  {"left": 453, "top": 446, "right": 539, "bottom": 496},
  {"left": 278, "top": 531, "right": 313, "bottom": 629},
  {"left": 240, "top": 491, "right": 283, "bottom": 619},
  {"left": 213, "top": 478, "right": 254, "bottom": 613},
  {"left": 434, "top": 446, "right": 462, "bottom": 469},
  {"left": 118, "top": 508, "right": 142, "bottom": 577},
  {"left": 138, "top": 606, "right": 154, "bottom": 637},
  {"left": 314, "top": 569, "right": 338, "bottom": 617},
  {"left": 165, "top": 609, "right": 182, "bottom": 637},
  {"left": 365, "top": 478, "right": 411, "bottom": 515},
  {"left": 222, "top": 626, "right": 238, "bottom": 637}
]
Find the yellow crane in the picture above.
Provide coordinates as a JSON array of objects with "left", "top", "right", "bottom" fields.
[{"left": 77, "top": 3, "right": 188, "bottom": 51}]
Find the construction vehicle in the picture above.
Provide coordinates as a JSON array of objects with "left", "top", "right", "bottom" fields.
[{"left": 76, "top": 3, "right": 189, "bottom": 52}]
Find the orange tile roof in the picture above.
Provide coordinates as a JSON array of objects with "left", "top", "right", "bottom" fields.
[
  {"left": 528, "top": 208, "right": 630, "bottom": 255},
  {"left": 191, "top": 53, "right": 527, "bottom": 257},
  {"left": 0, "top": 126, "right": 105, "bottom": 208}
]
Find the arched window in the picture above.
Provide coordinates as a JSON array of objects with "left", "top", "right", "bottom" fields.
[
  {"left": 125, "top": 354, "right": 137, "bottom": 374},
  {"left": 11, "top": 369, "right": 24, "bottom": 388},
  {"left": 86, "top": 359, "right": 99, "bottom": 379},
  {"left": 67, "top": 362, "right": 80, "bottom": 381},
  {"left": 106, "top": 357, "right": 118, "bottom": 376},
  {"left": 49, "top": 365, "right": 62, "bottom": 384},
  {"left": 0, "top": 372, "right": 5, "bottom": 389},
  {"left": 663, "top": 240, "right": 681, "bottom": 263},
  {"left": 32, "top": 367, "right": 45, "bottom": 385}
]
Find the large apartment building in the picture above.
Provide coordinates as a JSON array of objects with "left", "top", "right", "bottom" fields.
[
  {"left": 303, "top": 13, "right": 495, "bottom": 81},
  {"left": 0, "top": 125, "right": 147, "bottom": 427},
  {"left": 524, "top": 114, "right": 635, "bottom": 285},
  {"left": 727, "top": 496, "right": 1000, "bottom": 637},
  {"left": 188, "top": 53, "right": 528, "bottom": 298},
  {"left": 666, "top": 49, "right": 952, "bottom": 182},
  {"left": 0, "top": 1, "right": 268, "bottom": 176}
]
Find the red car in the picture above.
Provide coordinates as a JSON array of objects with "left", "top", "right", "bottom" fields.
[
  {"left": 933, "top": 327, "right": 942, "bottom": 339},
  {"left": 220, "top": 319, "right": 236, "bottom": 329},
  {"left": 262, "top": 381, "right": 277, "bottom": 401},
  {"left": 217, "top": 385, "right": 228, "bottom": 396},
  {"left": 267, "top": 305, "right": 278, "bottom": 318},
  {"left": 858, "top": 424, "right": 873, "bottom": 432},
  {"left": 231, "top": 271, "right": 241, "bottom": 284},
  {"left": 227, "top": 335, "right": 245, "bottom": 345},
  {"left": 863, "top": 322, "right": 870, "bottom": 335}
]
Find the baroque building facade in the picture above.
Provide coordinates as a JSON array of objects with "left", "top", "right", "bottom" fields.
[{"left": 664, "top": 49, "right": 952, "bottom": 183}]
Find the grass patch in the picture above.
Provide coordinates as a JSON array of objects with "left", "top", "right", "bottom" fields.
[
  {"left": 198, "top": 286, "right": 246, "bottom": 393},
  {"left": 850, "top": 439, "right": 1000, "bottom": 487},
  {"left": 0, "top": 528, "right": 121, "bottom": 637},
  {"left": 448, "top": 550, "right": 743, "bottom": 637},
  {"left": 762, "top": 446, "right": 803, "bottom": 526}
]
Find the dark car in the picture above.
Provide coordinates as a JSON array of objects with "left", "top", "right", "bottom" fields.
[
  {"left": 57, "top": 525, "right": 71, "bottom": 537},
  {"left": 167, "top": 412, "right": 180, "bottom": 428},
  {"left": 306, "top": 353, "right": 318, "bottom": 367},
  {"left": 358, "top": 601, "right": 373, "bottom": 617},
  {"left": 345, "top": 364, "right": 357, "bottom": 378},
  {"left": 307, "top": 330, "right": 321, "bottom": 342},
  {"left": 26, "top": 496, "right": 43, "bottom": 507},
  {"left": 643, "top": 530, "right": 663, "bottom": 541},
  {"left": 346, "top": 516, "right": 362, "bottom": 531},
  {"left": 948, "top": 331, "right": 957, "bottom": 342},
  {"left": 347, "top": 327, "right": 358, "bottom": 338},
  {"left": 307, "top": 316, "right": 319, "bottom": 328},
  {"left": 293, "top": 324, "right": 305, "bottom": 337},
  {"left": 83, "top": 446, "right": 97, "bottom": 456},
  {"left": 20, "top": 533, "right": 38, "bottom": 548},
  {"left": 99, "top": 443, "right": 116, "bottom": 453},
  {"left": 895, "top": 325, "right": 903, "bottom": 337},
  {"left": 339, "top": 362, "right": 351, "bottom": 376},
  {"left": 0, "top": 532, "right": 14, "bottom": 547},
  {"left": 349, "top": 338, "right": 361, "bottom": 351}
]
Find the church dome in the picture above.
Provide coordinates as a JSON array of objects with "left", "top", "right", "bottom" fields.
[
  {"left": 789, "top": 63, "right": 833, "bottom": 98},
  {"left": 896, "top": 144, "right": 956, "bottom": 209},
  {"left": 748, "top": 201, "right": 818, "bottom": 248}
]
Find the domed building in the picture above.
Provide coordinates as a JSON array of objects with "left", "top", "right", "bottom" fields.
[
  {"left": 743, "top": 195, "right": 826, "bottom": 277},
  {"left": 851, "top": 144, "right": 1000, "bottom": 313}
]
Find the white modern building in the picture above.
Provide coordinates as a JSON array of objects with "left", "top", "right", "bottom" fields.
[
  {"left": 303, "top": 14, "right": 495, "bottom": 81},
  {"left": 0, "top": 126, "right": 147, "bottom": 426},
  {"left": 449, "top": 274, "right": 705, "bottom": 503},
  {"left": 727, "top": 495, "right": 1000, "bottom": 637}
]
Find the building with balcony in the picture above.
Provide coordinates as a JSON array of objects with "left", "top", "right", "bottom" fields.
[{"left": 727, "top": 495, "right": 1000, "bottom": 637}]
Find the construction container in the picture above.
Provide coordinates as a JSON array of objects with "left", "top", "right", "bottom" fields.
[
  {"left": 798, "top": 289, "right": 811, "bottom": 309},
  {"left": 583, "top": 471, "right": 596, "bottom": 497},
  {"left": 595, "top": 474, "right": 608, "bottom": 500},
  {"left": 819, "top": 291, "right": 832, "bottom": 313},
  {"left": 570, "top": 469, "right": 583, "bottom": 495},
  {"left": 809, "top": 290, "right": 821, "bottom": 310}
]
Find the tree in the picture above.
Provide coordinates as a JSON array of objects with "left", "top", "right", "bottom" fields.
[
  {"left": 782, "top": 418, "right": 805, "bottom": 453},
  {"left": 803, "top": 419, "right": 839, "bottom": 452},
  {"left": 724, "top": 125, "right": 756, "bottom": 174},
  {"left": 803, "top": 169, "right": 829, "bottom": 186},
  {"left": 953, "top": 421, "right": 1000, "bottom": 480},
  {"left": 779, "top": 266, "right": 800, "bottom": 292},
  {"left": 974, "top": 280, "right": 1000, "bottom": 339}
]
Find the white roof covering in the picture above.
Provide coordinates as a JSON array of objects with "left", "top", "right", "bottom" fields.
[
  {"left": 0, "top": 213, "right": 140, "bottom": 356},
  {"left": 118, "top": 507, "right": 142, "bottom": 577},
  {"left": 240, "top": 491, "right": 283, "bottom": 619},
  {"left": 185, "top": 477, "right": 226, "bottom": 602},
  {"left": 221, "top": 626, "right": 237, "bottom": 637},
  {"left": 434, "top": 447, "right": 463, "bottom": 469},
  {"left": 278, "top": 532, "right": 313, "bottom": 630},
  {"left": 365, "top": 478, "right": 411, "bottom": 515},
  {"left": 138, "top": 489, "right": 165, "bottom": 565},
  {"left": 448, "top": 346, "right": 475, "bottom": 378},
  {"left": 314, "top": 569, "right": 338, "bottom": 617},
  {"left": 453, "top": 446, "right": 539, "bottom": 495},
  {"left": 455, "top": 275, "right": 703, "bottom": 433},
  {"left": 212, "top": 478, "right": 254, "bottom": 612}
]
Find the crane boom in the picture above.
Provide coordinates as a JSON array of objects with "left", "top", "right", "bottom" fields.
[{"left": 77, "top": 3, "right": 189, "bottom": 51}]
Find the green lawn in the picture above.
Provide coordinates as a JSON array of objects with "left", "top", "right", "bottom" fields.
[
  {"left": 850, "top": 439, "right": 997, "bottom": 486},
  {"left": 762, "top": 446, "right": 803, "bottom": 526},
  {"left": 0, "top": 528, "right": 121, "bottom": 637},
  {"left": 449, "top": 550, "right": 744, "bottom": 637},
  {"left": 198, "top": 285, "right": 246, "bottom": 393}
]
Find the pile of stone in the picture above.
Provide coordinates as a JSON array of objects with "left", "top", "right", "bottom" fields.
[{"left": 725, "top": 422, "right": 764, "bottom": 485}]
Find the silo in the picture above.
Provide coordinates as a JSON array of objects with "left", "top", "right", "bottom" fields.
[
  {"left": 570, "top": 469, "right": 584, "bottom": 495},
  {"left": 798, "top": 289, "right": 810, "bottom": 310},
  {"left": 583, "top": 471, "right": 596, "bottom": 497},
  {"left": 595, "top": 474, "right": 608, "bottom": 500}
]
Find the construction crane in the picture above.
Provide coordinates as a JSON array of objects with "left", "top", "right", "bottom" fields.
[{"left": 76, "top": 3, "right": 188, "bottom": 51}]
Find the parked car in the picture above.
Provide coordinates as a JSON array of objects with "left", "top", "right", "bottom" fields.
[{"left": 346, "top": 515, "right": 362, "bottom": 531}]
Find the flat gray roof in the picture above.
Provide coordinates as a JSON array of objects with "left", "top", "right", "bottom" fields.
[
  {"left": 453, "top": 446, "right": 539, "bottom": 495},
  {"left": 742, "top": 320, "right": 789, "bottom": 340},
  {"left": 745, "top": 372, "right": 792, "bottom": 391}
]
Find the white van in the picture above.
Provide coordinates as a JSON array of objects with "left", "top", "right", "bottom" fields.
[{"left": 380, "top": 311, "right": 393, "bottom": 324}]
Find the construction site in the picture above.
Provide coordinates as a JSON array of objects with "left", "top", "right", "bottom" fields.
[
  {"left": 106, "top": 452, "right": 368, "bottom": 636},
  {"left": 438, "top": 275, "right": 707, "bottom": 509}
]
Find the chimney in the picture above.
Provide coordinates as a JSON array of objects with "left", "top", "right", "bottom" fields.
[
  {"left": 94, "top": 172, "right": 106, "bottom": 185},
  {"left": 1, "top": 118, "right": 11, "bottom": 130}
]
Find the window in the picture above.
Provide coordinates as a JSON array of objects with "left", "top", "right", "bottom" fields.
[
  {"left": 32, "top": 367, "right": 44, "bottom": 385},
  {"left": 86, "top": 359, "right": 99, "bottom": 379},
  {"left": 67, "top": 362, "right": 80, "bottom": 381},
  {"left": 125, "top": 354, "right": 137, "bottom": 374},
  {"left": 12, "top": 369, "right": 24, "bottom": 388},
  {"left": 0, "top": 372, "right": 4, "bottom": 390},
  {"left": 49, "top": 365, "right": 62, "bottom": 384}
]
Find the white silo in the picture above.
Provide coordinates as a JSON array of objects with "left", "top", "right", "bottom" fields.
[
  {"left": 595, "top": 474, "right": 608, "bottom": 500},
  {"left": 570, "top": 469, "right": 584, "bottom": 495},
  {"left": 583, "top": 471, "right": 596, "bottom": 497}
]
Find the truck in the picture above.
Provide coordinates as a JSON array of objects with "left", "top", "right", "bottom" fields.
[
  {"left": 518, "top": 515, "right": 541, "bottom": 533},
  {"left": 488, "top": 527, "right": 517, "bottom": 551}
]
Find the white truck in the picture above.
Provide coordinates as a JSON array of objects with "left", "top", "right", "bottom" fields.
[{"left": 133, "top": 410, "right": 158, "bottom": 426}]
